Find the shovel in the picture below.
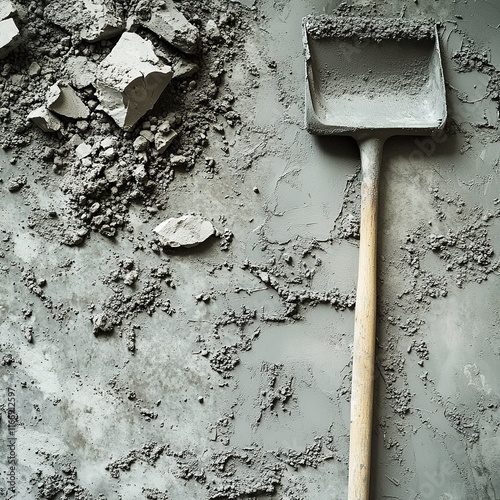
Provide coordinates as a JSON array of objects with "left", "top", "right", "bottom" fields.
[{"left": 302, "top": 16, "right": 447, "bottom": 500}]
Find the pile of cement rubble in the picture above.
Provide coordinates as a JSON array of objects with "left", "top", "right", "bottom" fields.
[{"left": 1, "top": 0, "right": 245, "bottom": 246}]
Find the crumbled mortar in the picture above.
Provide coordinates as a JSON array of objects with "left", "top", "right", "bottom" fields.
[
  {"left": 256, "top": 362, "right": 294, "bottom": 424},
  {"left": 92, "top": 259, "right": 175, "bottom": 337},
  {"left": 305, "top": 15, "right": 435, "bottom": 42},
  {"left": 1, "top": 0, "right": 251, "bottom": 241}
]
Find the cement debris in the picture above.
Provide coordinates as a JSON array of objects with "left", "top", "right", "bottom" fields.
[
  {"left": 0, "top": 0, "right": 16, "bottom": 21},
  {"left": 154, "top": 214, "right": 216, "bottom": 248},
  {"left": 205, "top": 19, "right": 221, "bottom": 41},
  {"left": 256, "top": 362, "right": 294, "bottom": 423},
  {"left": 154, "top": 121, "right": 177, "bottom": 153},
  {"left": 46, "top": 80, "right": 90, "bottom": 119},
  {"left": 75, "top": 142, "right": 92, "bottom": 159},
  {"left": 6, "top": 174, "right": 27, "bottom": 192},
  {"left": 27, "top": 61, "right": 41, "bottom": 77},
  {"left": 27, "top": 106, "right": 62, "bottom": 133},
  {"left": 127, "top": 0, "right": 199, "bottom": 54},
  {"left": 96, "top": 32, "right": 173, "bottom": 130},
  {"left": 0, "top": 17, "right": 20, "bottom": 59},
  {"left": 44, "top": 0, "right": 125, "bottom": 42},
  {"left": 64, "top": 55, "right": 98, "bottom": 89}
]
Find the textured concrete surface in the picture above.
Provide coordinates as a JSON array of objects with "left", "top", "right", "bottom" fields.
[{"left": 1, "top": 0, "right": 499, "bottom": 499}]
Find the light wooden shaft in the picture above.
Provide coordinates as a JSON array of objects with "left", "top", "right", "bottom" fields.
[{"left": 347, "top": 137, "right": 383, "bottom": 500}]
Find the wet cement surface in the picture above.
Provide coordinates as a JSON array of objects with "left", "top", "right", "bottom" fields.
[{"left": 1, "top": 0, "right": 500, "bottom": 499}]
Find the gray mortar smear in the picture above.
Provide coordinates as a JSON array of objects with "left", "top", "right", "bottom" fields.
[{"left": 0, "top": 0, "right": 500, "bottom": 499}]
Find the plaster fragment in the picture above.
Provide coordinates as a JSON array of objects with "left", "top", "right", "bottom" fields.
[
  {"left": 27, "top": 106, "right": 62, "bottom": 133},
  {"left": 154, "top": 215, "right": 215, "bottom": 248},
  {"left": 96, "top": 32, "right": 173, "bottom": 130},
  {"left": 0, "top": 18, "right": 20, "bottom": 59},
  {"left": 0, "top": 0, "right": 17, "bottom": 21},
  {"left": 46, "top": 81, "right": 90, "bottom": 119},
  {"left": 44, "top": 0, "right": 125, "bottom": 42},
  {"left": 127, "top": 0, "right": 199, "bottom": 54}
]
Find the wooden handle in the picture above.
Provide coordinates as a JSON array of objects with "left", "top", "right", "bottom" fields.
[{"left": 347, "top": 137, "right": 383, "bottom": 500}]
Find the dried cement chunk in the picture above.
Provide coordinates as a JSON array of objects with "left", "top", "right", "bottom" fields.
[
  {"left": 0, "top": 18, "right": 20, "bottom": 59},
  {"left": 154, "top": 215, "right": 215, "bottom": 248},
  {"left": 75, "top": 142, "right": 92, "bottom": 159},
  {"left": 27, "top": 106, "right": 62, "bottom": 133},
  {"left": 133, "top": 135, "right": 148, "bottom": 152},
  {"left": 154, "top": 122, "right": 177, "bottom": 153},
  {"left": 28, "top": 62, "right": 41, "bottom": 77},
  {"left": 7, "top": 175, "right": 27, "bottom": 192},
  {"left": 65, "top": 56, "right": 98, "bottom": 89},
  {"left": 0, "top": 0, "right": 17, "bottom": 21},
  {"left": 79, "top": 0, "right": 124, "bottom": 42},
  {"left": 46, "top": 81, "right": 90, "bottom": 119},
  {"left": 92, "top": 312, "right": 115, "bottom": 334},
  {"left": 173, "top": 58, "right": 199, "bottom": 79},
  {"left": 205, "top": 20, "right": 221, "bottom": 41},
  {"left": 155, "top": 130, "right": 177, "bottom": 153},
  {"left": 127, "top": 0, "right": 199, "bottom": 54},
  {"left": 154, "top": 45, "right": 199, "bottom": 79},
  {"left": 44, "top": 0, "right": 125, "bottom": 42},
  {"left": 96, "top": 32, "right": 173, "bottom": 130}
]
